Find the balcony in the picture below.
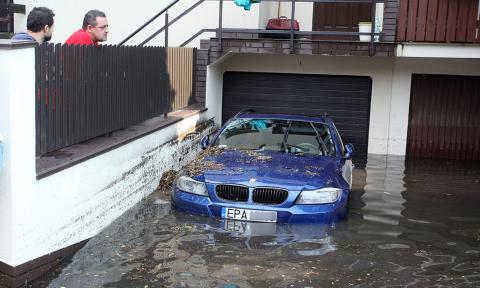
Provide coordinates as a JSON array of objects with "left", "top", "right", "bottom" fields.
[{"left": 121, "top": 0, "right": 399, "bottom": 58}]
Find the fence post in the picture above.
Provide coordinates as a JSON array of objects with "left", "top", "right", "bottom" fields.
[{"left": 165, "top": 11, "right": 169, "bottom": 48}]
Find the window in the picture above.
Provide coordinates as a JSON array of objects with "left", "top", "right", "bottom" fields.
[{"left": 0, "top": 0, "right": 25, "bottom": 37}]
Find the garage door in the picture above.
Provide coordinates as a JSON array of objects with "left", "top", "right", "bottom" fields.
[
  {"left": 222, "top": 72, "right": 372, "bottom": 167},
  {"left": 407, "top": 74, "right": 480, "bottom": 160}
]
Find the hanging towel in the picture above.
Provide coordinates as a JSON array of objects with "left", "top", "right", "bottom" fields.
[{"left": 234, "top": 0, "right": 260, "bottom": 11}]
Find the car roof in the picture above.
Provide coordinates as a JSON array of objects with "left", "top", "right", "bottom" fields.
[{"left": 235, "top": 112, "right": 332, "bottom": 124}]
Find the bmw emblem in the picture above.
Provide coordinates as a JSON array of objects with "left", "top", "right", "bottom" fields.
[{"left": 249, "top": 178, "right": 256, "bottom": 183}]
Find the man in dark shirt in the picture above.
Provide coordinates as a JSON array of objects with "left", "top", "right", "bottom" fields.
[
  {"left": 11, "top": 7, "right": 55, "bottom": 44},
  {"left": 65, "top": 10, "right": 108, "bottom": 46}
]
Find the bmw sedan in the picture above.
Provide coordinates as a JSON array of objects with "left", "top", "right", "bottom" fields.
[{"left": 171, "top": 111, "right": 354, "bottom": 223}]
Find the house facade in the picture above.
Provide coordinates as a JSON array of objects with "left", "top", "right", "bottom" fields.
[
  {"left": 195, "top": 0, "right": 480, "bottom": 166},
  {"left": 1, "top": 0, "right": 480, "bottom": 286}
]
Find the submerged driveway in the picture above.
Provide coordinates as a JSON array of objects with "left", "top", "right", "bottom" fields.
[{"left": 31, "top": 155, "right": 480, "bottom": 287}]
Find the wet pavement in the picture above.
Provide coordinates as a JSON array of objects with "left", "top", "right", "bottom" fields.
[{"left": 30, "top": 155, "right": 480, "bottom": 287}]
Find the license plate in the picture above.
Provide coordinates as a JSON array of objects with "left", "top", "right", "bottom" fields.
[
  {"left": 224, "top": 220, "right": 277, "bottom": 235},
  {"left": 221, "top": 207, "right": 277, "bottom": 223}
]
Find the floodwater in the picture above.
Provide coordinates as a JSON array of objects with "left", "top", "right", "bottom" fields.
[{"left": 30, "top": 155, "right": 480, "bottom": 288}]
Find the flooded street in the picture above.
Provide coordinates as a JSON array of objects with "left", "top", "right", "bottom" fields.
[{"left": 31, "top": 155, "right": 480, "bottom": 287}]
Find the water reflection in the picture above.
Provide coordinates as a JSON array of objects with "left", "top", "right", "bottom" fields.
[
  {"left": 353, "top": 155, "right": 407, "bottom": 237},
  {"left": 29, "top": 155, "right": 480, "bottom": 288}
]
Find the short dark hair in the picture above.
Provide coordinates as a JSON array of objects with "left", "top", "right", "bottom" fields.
[
  {"left": 82, "top": 10, "right": 106, "bottom": 30},
  {"left": 26, "top": 7, "right": 55, "bottom": 32}
]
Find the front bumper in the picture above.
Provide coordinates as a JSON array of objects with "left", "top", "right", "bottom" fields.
[{"left": 171, "top": 187, "right": 348, "bottom": 223}]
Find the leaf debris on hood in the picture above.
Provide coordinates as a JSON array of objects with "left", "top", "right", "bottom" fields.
[
  {"left": 183, "top": 146, "right": 227, "bottom": 176},
  {"left": 304, "top": 165, "right": 325, "bottom": 176},
  {"left": 183, "top": 147, "right": 274, "bottom": 176}
]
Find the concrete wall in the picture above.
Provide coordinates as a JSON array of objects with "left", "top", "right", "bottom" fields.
[
  {"left": 14, "top": 0, "right": 261, "bottom": 47},
  {"left": 0, "top": 45, "right": 34, "bottom": 269},
  {"left": 205, "top": 53, "right": 480, "bottom": 156},
  {"left": 0, "top": 44, "right": 217, "bottom": 267}
]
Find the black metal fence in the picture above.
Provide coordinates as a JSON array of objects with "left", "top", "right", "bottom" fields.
[{"left": 35, "top": 44, "right": 196, "bottom": 156}]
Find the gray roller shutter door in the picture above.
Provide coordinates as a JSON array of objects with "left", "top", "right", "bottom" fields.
[{"left": 222, "top": 72, "right": 372, "bottom": 167}]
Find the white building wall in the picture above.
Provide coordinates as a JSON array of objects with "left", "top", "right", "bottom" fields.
[
  {"left": 14, "top": 0, "right": 261, "bottom": 47},
  {"left": 0, "top": 45, "right": 216, "bottom": 266},
  {"left": 0, "top": 46, "right": 33, "bottom": 267}
]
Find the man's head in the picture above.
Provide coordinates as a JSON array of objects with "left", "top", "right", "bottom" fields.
[
  {"left": 82, "top": 10, "right": 108, "bottom": 43},
  {"left": 26, "top": 7, "right": 55, "bottom": 42}
]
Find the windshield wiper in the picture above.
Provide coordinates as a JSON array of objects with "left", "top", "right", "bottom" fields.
[{"left": 282, "top": 121, "right": 292, "bottom": 153}]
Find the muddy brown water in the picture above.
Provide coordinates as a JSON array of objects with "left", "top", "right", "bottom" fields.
[{"left": 29, "top": 155, "right": 480, "bottom": 288}]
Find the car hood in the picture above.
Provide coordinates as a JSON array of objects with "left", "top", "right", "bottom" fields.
[{"left": 198, "top": 150, "right": 341, "bottom": 190}]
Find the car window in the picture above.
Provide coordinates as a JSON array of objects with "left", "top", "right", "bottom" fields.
[{"left": 214, "top": 118, "right": 335, "bottom": 156}]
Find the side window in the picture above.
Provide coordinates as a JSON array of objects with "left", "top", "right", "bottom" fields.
[
  {"left": 0, "top": 1, "right": 25, "bottom": 36},
  {"left": 0, "top": 0, "right": 10, "bottom": 34},
  {"left": 331, "top": 122, "right": 345, "bottom": 156}
]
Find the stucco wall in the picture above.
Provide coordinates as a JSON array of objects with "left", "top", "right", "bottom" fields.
[
  {"left": 14, "top": 0, "right": 261, "bottom": 47},
  {"left": 0, "top": 46, "right": 33, "bottom": 267}
]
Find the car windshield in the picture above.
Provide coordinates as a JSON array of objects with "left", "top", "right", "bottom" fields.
[{"left": 213, "top": 118, "right": 336, "bottom": 156}]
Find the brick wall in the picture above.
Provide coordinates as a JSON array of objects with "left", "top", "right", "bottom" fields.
[{"left": 383, "top": 0, "right": 399, "bottom": 42}]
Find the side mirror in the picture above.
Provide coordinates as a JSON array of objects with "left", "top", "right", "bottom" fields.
[
  {"left": 344, "top": 143, "right": 354, "bottom": 159},
  {"left": 200, "top": 135, "right": 210, "bottom": 150}
]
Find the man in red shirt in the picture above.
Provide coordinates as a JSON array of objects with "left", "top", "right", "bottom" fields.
[{"left": 65, "top": 10, "right": 108, "bottom": 46}]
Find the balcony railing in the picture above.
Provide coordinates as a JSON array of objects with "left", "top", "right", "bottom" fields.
[
  {"left": 397, "top": 0, "right": 480, "bottom": 43},
  {"left": 121, "top": 0, "right": 393, "bottom": 56}
]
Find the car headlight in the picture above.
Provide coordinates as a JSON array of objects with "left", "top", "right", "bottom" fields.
[
  {"left": 296, "top": 187, "right": 341, "bottom": 204},
  {"left": 176, "top": 176, "right": 208, "bottom": 196}
]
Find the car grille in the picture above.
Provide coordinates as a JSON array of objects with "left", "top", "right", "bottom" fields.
[
  {"left": 253, "top": 188, "right": 288, "bottom": 205},
  {"left": 215, "top": 185, "right": 249, "bottom": 202}
]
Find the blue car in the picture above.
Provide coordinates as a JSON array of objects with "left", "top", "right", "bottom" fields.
[{"left": 171, "top": 111, "right": 354, "bottom": 223}]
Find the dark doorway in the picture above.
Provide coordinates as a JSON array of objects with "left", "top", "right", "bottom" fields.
[{"left": 312, "top": 2, "right": 372, "bottom": 40}]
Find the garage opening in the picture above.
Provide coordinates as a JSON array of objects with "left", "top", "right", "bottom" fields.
[
  {"left": 407, "top": 74, "right": 480, "bottom": 160},
  {"left": 222, "top": 72, "right": 372, "bottom": 167}
]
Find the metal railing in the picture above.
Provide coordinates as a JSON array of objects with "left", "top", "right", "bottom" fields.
[{"left": 120, "top": 0, "right": 386, "bottom": 55}]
